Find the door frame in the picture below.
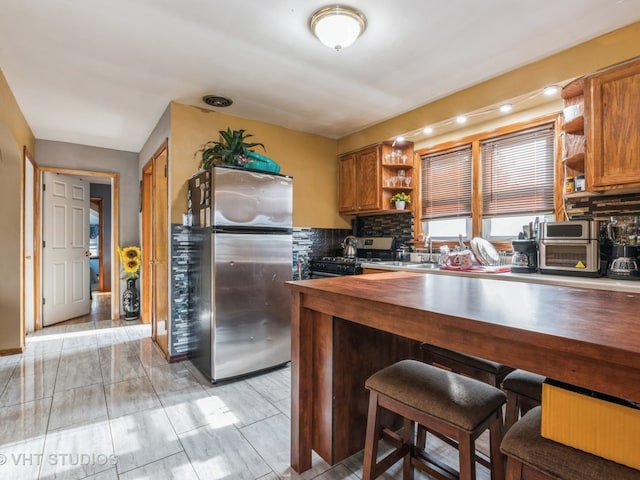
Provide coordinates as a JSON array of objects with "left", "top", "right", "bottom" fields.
[
  {"left": 141, "top": 138, "right": 169, "bottom": 357},
  {"left": 90, "top": 197, "right": 105, "bottom": 292},
  {"left": 22, "top": 147, "right": 35, "bottom": 344},
  {"left": 141, "top": 159, "right": 153, "bottom": 328},
  {"left": 34, "top": 166, "right": 120, "bottom": 328}
]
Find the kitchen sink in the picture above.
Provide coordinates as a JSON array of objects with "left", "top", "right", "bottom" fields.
[{"left": 408, "top": 262, "right": 440, "bottom": 270}]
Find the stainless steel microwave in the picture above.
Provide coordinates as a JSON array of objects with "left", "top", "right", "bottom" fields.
[{"left": 539, "top": 221, "right": 600, "bottom": 277}]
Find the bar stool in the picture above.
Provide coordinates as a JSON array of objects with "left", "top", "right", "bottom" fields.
[
  {"left": 362, "top": 359, "right": 506, "bottom": 480},
  {"left": 501, "top": 406, "right": 640, "bottom": 480},
  {"left": 419, "top": 343, "right": 514, "bottom": 388},
  {"left": 417, "top": 343, "right": 514, "bottom": 454},
  {"left": 501, "top": 370, "right": 544, "bottom": 432}
]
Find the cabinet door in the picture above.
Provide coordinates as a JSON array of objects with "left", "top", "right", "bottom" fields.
[
  {"left": 356, "top": 146, "right": 381, "bottom": 211},
  {"left": 586, "top": 59, "right": 640, "bottom": 191},
  {"left": 338, "top": 153, "right": 357, "bottom": 213}
]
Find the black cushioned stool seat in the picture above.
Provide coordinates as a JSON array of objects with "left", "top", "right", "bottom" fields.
[
  {"left": 362, "top": 359, "right": 507, "bottom": 480},
  {"left": 501, "top": 370, "right": 545, "bottom": 431},
  {"left": 501, "top": 406, "right": 640, "bottom": 480},
  {"left": 419, "top": 343, "right": 514, "bottom": 387}
]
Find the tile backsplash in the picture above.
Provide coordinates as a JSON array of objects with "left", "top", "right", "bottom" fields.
[
  {"left": 565, "top": 192, "right": 640, "bottom": 220},
  {"left": 292, "top": 214, "right": 415, "bottom": 279},
  {"left": 292, "top": 227, "right": 351, "bottom": 279},
  {"left": 355, "top": 212, "right": 414, "bottom": 247}
]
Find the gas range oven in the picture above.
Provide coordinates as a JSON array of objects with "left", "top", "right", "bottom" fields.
[{"left": 309, "top": 236, "right": 395, "bottom": 278}]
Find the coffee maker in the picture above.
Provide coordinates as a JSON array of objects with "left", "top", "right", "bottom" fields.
[
  {"left": 606, "top": 216, "right": 640, "bottom": 280},
  {"left": 511, "top": 239, "right": 538, "bottom": 273}
]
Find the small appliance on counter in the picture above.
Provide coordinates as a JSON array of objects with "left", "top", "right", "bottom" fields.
[
  {"left": 607, "top": 245, "right": 640, "bottom": 279},
  {"left": 539, "top": 220, "right": 601, "bottom": 277},
  {"left": 605, "top": 215, "right": 640, "bottom": 280},
  {"left": 511, "top": 239, "right": 538, "bottom": 273}
]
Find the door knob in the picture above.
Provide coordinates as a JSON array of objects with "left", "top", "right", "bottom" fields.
[{"left": 85, "top": 251, "right": 91, "bottom": 257}]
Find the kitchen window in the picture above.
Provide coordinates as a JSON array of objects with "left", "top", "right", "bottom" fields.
[
  {"left": 419, "top": 115, "right": 559, "bottom": 243},
  {"left": 421, "top": 145, "right": 472, "bottom": 239},
  {"left": 481, "top": 124, "right": 556, "bottom": 240}
]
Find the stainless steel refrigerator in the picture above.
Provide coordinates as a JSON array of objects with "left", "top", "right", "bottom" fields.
[{"left": 188, "top": 166, "right": 292, "bottom": 382}]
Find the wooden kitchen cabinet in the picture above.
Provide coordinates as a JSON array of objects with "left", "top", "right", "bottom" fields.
[
  {"left": 586, "top": 57, "right": 640, "bottom": 192},
  {"left": 338, "top": 146, "right": 381, "bottom": 213},
  {"left": 338, "top": 142, "right": 414, "bottom": 215}
]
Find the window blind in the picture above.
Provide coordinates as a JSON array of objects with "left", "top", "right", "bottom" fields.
[
  {"left": 421, "top": 145, "right": 472, "bottom": 219},
  {"left": 481, "top": 125, "right": 555, "bottom": 217}
]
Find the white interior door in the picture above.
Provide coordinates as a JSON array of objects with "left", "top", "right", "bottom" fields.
[{"left": 42, "top": 172, "right": 91, "bottom": 326}]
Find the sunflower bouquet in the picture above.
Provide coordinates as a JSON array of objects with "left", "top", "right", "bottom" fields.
[{"left": 118, "top": 246, "right": 141, "bottom": 279}]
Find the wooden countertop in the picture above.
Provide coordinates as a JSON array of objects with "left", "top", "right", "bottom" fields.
[{"left": 287, "top": 272, "right": 640, "bottom": 471}]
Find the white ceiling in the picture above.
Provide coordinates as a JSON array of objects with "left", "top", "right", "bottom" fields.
[{"left": 1, "top": 0, "right": 639, "bottom": 153}]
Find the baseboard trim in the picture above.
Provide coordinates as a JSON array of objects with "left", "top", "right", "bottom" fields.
[
  {"left": 0, "top": 347, "right": 25, "bottom": 357},
  {"left": 168, "top": 354, "right": 188, "bottom": 363}
]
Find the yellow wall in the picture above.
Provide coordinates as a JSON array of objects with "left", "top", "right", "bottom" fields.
[
  {"left": 338, "top": 21, "right": 640, "bottom": 153},
  {"left": 169, "top": 102, "right": 348, "bottom": 229},
  {"left": 0, "top": 68, "right": 35, "bottom": 352}
]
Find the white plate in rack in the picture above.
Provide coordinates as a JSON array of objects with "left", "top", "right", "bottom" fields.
[{"left": 470, "top": 237, "right": 500, "bottom": 266}]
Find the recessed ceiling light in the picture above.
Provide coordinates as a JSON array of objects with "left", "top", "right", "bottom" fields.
[
  {"left": 423, "top": 126, "right": 434, "bottom": 135},
  {"left": 202, "top": 95, "right": 233, "bottom": 107},
  {"left": 499, "top": 103, "right": 513, "bottom": 113},
  {"left": 395, "top": 136, "right": 405, "bottom": 143},
  {"left": 543, "top": 85, "right": 559, "bottom": 96},
  {"left": 456, "top": 115, "right": 467, "bottom": 124}
]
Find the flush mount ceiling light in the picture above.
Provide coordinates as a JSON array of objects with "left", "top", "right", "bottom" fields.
[
  {"left": 202, "top": 95, "right": 233, "bottom": 107},
  {"left": 309, "top": 5, "right": 367, "bottom": 51}
]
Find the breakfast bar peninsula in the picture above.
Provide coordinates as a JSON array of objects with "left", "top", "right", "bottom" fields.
[{"left": 285, "top": 271, "right": 640, "bottom": 473}]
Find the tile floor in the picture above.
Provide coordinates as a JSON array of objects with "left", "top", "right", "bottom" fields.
[{"left": 0, "top": 310, "right": 491, "bottom": 479}]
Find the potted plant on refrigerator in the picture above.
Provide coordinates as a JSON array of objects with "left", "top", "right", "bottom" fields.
[
  {"left": 390, "top": 192, "right": 411, "bottom": 210},
  {"left": 195, "top": 128, "right": 265, "bottom": 170}
]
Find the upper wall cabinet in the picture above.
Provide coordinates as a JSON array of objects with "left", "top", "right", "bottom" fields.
[
  {"left": 338, "top": 146, "right": 381, "bottom": 213},
  {"left": 586, "top": 57, "right": 640, "bottom": 192},
  {"left": 338, "top": 142, "right": 414, "bottom": 215}
]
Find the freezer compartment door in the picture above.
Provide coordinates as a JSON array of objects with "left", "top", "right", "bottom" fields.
[
  {"left": 213, "top": 167, "right": 292, "bottom": 229},
  {"left": 213, "top": 232, "right": 292, "bottom": 380}
]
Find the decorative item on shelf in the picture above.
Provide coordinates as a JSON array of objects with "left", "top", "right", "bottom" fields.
[
  {"left": 390, "top": 192, "right": 411, "bottom": 210},
  {"left": 118, "top": 245, "right": 141, "bottom": 321},
  {"left": 194, "top": 128, "right": 266, "bottom": 170},
  {"left": 565, "top": 176, "right": 575, "bottom": 194}
]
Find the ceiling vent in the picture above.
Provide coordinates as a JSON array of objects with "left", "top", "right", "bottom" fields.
[{"left": 202, "top": 95, "right": 233, "bottom": 107}]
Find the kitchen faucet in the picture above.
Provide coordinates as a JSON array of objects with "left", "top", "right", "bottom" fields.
[{"left": 424, "top": 236, "right": 434, "bottom": 263}]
